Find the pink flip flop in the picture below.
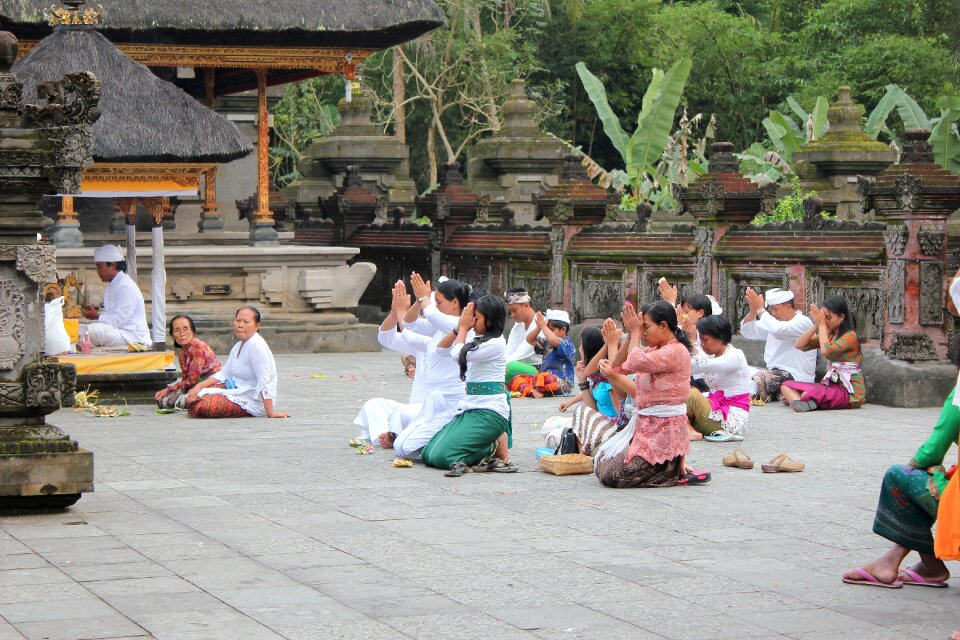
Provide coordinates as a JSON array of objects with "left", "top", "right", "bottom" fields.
[
  {"left": 899, "top": 567, "right": 949, "bottom": 588},
  {"left": 841, "top": 567, "right": 903, "bottom": 588}
]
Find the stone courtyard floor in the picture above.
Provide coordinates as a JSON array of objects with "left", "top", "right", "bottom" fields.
[{"left": 1, "top": 352, "right": 958, "bottom": 640}]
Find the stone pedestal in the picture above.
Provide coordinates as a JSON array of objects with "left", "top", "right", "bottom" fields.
[
  {"left": 467, "top": 80, "right": 566, "bottom": 225},
  {"left": 285, "top": 93, "right": 417, "bottom": 220},
  {"left": 793, "top": 87, "right": 895, "bottom": 220},
  {"left": 0, "top": 31, "right": 99, "bottom": 507}
]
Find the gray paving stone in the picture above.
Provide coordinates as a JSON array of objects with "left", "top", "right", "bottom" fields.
[{"left": 11, "top": 616, "right": 147, "bottom": 640}]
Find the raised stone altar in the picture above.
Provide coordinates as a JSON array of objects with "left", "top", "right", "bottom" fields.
[{"left": 0, "top": 31, "right": 97, "bottom": 507}]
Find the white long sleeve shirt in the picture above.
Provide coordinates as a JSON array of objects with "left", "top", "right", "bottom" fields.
[
  {"left": 207, "top": 332, "right": 278, "bottom": 417},
  {"left": 503, "top": 318, "right": 542, "bottom": 366},
  {"left": 98, "top": 271, "right": 150, "bottom": 344},
  {"left": 691, "top": 345, "right": 752, "bottom": 435},
  {"left": 378, "top": 325, "right": 464, "bottom": 404},
  {"left": 740, "top": 311, "right": 817, "bottom": 382},
  {"left": 443, "top": 336, "right": 510, "bottom": 420}
]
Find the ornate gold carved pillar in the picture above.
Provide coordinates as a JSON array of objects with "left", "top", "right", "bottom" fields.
[
  {"left": 50, "top": 195, "right": 83, "bottom": 247},
  {"left": 250, "top": 68, "right": 278, "bottom": 245},
  {"left": 199, "top": 68, "right": 224, "bottom": 232}
]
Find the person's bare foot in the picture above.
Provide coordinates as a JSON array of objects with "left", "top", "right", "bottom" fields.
[
  {"left": 900, "top": 559, "right": 950, "bottom": 584},
  {"left": 687, "top": 425, "right": 703, "bottom": 441},
  {"left": 949, "top": 631, "right": 959, "bottom": 640},
  {"left": 378, "top": 432, "right": 396, "bottom": 449},
  {"left": 841, "top": 561, "right": 900, "bottom": 586},
  {"left": 531, "top": 388, "right": 544, "bottom": 399},
  {"left": 494, "top": 433, "right": 509, "bottom": 462}
]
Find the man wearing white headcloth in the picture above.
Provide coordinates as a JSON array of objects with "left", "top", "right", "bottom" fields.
[
  {"left": 739, "top": 286, "right": 817, "bottom": 400},
  {"left": 503, "top": 286, "right": 542, "bottom": 382},
  {"left": 81, "top": 244, "right": 151, "bottom": 348}
]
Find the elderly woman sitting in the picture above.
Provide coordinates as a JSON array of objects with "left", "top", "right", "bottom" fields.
[{"left": 155, "top": 315, "right": 221, "bottom": 410}]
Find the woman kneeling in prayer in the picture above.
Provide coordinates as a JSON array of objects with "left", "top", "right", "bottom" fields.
[
  {"left": 421, "top": 295, "right": 512, "bottom": 475},
  {"left": 686, "top": 315, "right": 751, "bottom": 443},
  {"left": 186, "top": 306, "right": 289, "bottom": 419},
  {"left": 594, "top": 300, "right": 694, "bottom": 488},
  {"left": 155, "top": 315, "right": 221, "bottom": 410},
  {"left": 780, "top": 295, "right": 864, "bottom": 413}
]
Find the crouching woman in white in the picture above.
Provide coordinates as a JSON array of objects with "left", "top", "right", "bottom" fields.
[
  {"left": 354, "top": 279, "right": 467, "bottom": 448},
  {"left": 187, "top": 306, "right": 289, "bottom": 419},
  {"left": 421, "top": 296, "right": 512, "bottom": 475},
  {"left": 686, "top": 315, "right": 751, "bottom": 442}
]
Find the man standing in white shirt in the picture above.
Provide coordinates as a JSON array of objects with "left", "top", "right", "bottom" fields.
[
  {"left": 81, "top": 244, "right": 151, "bottom": 348},
  {"left": 503, "top": 287, "right": 542, "bottom": 382},
  {"left": 739, "top": 287, "right": 817, "bottom": 401}
]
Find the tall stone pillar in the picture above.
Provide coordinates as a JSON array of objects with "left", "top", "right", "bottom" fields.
[
  {"left": 0, "top": 32, "right": 99, "bottom": 507},
  {"left": 861, "top": 129, "right": 960, "bottom": 361}
]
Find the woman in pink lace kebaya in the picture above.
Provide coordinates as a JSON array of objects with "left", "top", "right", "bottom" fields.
[{"left": 594, "top": 301, "right": 693, "bottom": 488}]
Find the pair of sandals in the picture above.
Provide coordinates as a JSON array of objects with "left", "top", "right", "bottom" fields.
[
  {"left": 444, "top": 458, "right": 518, "bottom": 477},
  {"left": 722, "top": 450, "right": 805, "bottom": 472},
  {"left": 843, "top": 566, "right": 949, "bottom": 589}
]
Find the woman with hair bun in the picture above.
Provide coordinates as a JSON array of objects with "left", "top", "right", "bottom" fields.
[
  {"left": 686, "top": 315, "right": 751, "bottom": 442},
  {"left": 594, "top": 300, "right": 697, "bottom": 488}
]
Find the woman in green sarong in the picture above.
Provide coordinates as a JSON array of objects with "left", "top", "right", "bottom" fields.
[
  {"left": 841, "top": 389, "right": 959, "bottom": 588},
  {"left": 421, "top": 295, "right": 513, "bottom": 475}
]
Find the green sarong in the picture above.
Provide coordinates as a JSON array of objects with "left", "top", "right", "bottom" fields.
[
  {"left": 421, "top": 382, "right": 511, "bottom": 469},
  {"left": 505, "top": 361, "right": 537, "bottom": 383}
]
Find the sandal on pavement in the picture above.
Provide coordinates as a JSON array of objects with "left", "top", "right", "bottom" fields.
[
  {"left": 791, "top": 400, "right": 818, "bottom": 413},
  {"left": 841, "top": 567, "right": 902, "bottom": 588},
  {"left": 490, "top": 459, "right": 519, "bottom": 473},
  {"left": 444, "top": 462, "right": 471, "bottom": 477},
  {"left": 722, "top": 449, "right": 754, "bottom": 469},
  {"left": 677, "top": 470, "right": 712, "bottom": 486},
  {"left": 899, "top": 567, "right": 949, "bottom": 588},
  {"left": 761, "top": 453, "right": 805, "bottom": 473},
  {"left": 704, "top": 431, "right": 744, "bottom": 443}
]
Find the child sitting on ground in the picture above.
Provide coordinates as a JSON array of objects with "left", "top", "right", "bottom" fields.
[{"left": 508, "top": 309, "right": 576, "bottom": 397}]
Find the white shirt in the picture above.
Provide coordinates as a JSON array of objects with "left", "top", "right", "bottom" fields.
[
  {"left": 443, "top": 336, "right": 510, "bottom": 421},
  {"left": 378, "top": 326, "right": 464, "bottom": 404},
  {"left": 691, "top": 345, "right": 751, "bottom": 435},
  {"left": 98, "top": 271, "right": 150, "bottom": 344},
  {"left": 503, "top": 318, "right": 542, "bottom": 365},
  {"left": 209, "top": 332, "right": 278, "bottom": 417},
  {"left": 740, "top": 310, "right": 817, "bottom": 382}
]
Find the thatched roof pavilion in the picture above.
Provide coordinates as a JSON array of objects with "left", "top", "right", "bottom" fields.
[{"left": 13, "top": 27, "right": 252, "bottom": 166}]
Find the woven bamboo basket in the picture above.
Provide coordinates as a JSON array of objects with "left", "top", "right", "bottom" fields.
[{"left": 538, "top": 453, "right": 594, "bottom": 476}]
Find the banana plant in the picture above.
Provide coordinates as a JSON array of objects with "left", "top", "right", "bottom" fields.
[
  {"left": 929, "top": 97, "right": 960, "bottom": 175},
  {"left": 575, "top": 58, "right": 692, "bottom": 210}
]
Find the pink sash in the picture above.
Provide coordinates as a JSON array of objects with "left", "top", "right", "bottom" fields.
[{"left": 707, "top": 390, "right": 751, "bottom": 420}]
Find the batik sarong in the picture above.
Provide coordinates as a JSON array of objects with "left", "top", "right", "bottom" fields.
[
  {"left": 571, "top": 405, "right": 619, "bottom": 456},
  {"left": 751, "top": 368, "right": 794, "bottom": 400},
  {"left": 595, "top": 451, "right": 683, "bottom": 488},
  {"left": 189, "top": 393, "right": 250, "bottom": 419},
  {"left": 872, "top": 464, "right": 940, "bottom": 555}
]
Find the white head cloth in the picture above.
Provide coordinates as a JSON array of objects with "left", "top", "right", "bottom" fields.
[
  {"left": 765, "top": 288, "right": 794, "bottom": 306},
  {"left": 706, "top": 295, "right": 723, "bottom": 316},
  {"left": 545, "top": 309, "right": 571, "bottom": 325},
  {"left": 93, "top": 244, "right": 124, "bottom": 263},
  {"left": 504, "top": 290, "right": 531, "bottom": 305}
]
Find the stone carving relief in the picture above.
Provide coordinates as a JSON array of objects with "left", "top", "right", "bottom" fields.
[
  {"left": 576, "top": 277, "right": 625, "bottom": 324},
  {"left": 701, "top": 180, "right": 725, "bottom": 215},
  {"left": 550, "top": 201, "right": 575, "bottom": 224},
  {"left": 15, "top": 244, "right": 56, "bottom": 284},
  {"left": 919, "top": 261, "right": 944, "bottom": 326},
  {"left": 549, "top": 225, "right": 565, "bottom": 303},
  {"left": 429, "top": 225, "right": 444, "bottom": 284},
  {"left": 24, "top": 362, "right": 63, "bottom": 408},
  {"left": 883, "top": 225, "right": 908, "bottom": 256},
  {"left": 894, "top": 174, "right": 922, "bottom": 211},
  {"left": 509, "top": 276, "right": 550, "bottom": 312},
  {"left": 170, "top": 278, "right": 195, "bottom": 301},
  {"left": 693, "top": 227, "right": 714, "bottom": 294},
  {"left": 917, "top": 225, "right": 946, "bottom": 257},
  {"left": 825, "top": 286, "right": 882, "bottom": 342},
  {"left": 0, "top": 382, "right": 23, "bottom": 406},
  {"left": 476, "top": 195, "right": 490, "bottom": 223},
  {"left": 887, "top": 332, "right": 938, "bottom": 361},
  {"left": 886, "top": 259, "right": 905, "bottom": 324},
  {"left": 0, "top": 246, "right": 14, "bottom": 261},
  {"left": 0, "top": 279, "right": 25, "bottom": 370}
]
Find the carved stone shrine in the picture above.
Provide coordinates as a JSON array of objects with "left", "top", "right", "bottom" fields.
[{"left": 0, "top": 30, "right": 98, "bottom": 507}]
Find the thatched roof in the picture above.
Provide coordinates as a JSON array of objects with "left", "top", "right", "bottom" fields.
[
  {"left": 0, "top": 0, "right": 445, "bottom": 48},
  {"left": 12, "top": 27, "right": 253, "bottom": 163}
]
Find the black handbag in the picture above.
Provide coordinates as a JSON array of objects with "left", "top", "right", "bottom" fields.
[{"left": 554, "top": 427, "right": 579, "bottom": 455}]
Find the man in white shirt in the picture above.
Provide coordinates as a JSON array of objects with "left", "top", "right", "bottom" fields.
[
  {"left": 503, "top": 287, "right": 542, "bottom": 382},
  {"left": 81, "top": 244, "right": 151, "bottom": 348},
  {"left": 739, "top": 287, "right": 817, "bottom": 400}
]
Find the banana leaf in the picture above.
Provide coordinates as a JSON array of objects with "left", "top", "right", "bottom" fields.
[
  {"left": 624, "top": 58, "right": 692, "bottom": 178},
  {"left": 930, "top": 99, "right": 960, "bottom": 176},
  {"left": 576, "top": 62, "right": 628, "bottom": 157},
  {"left": 866, "top": 85, "right": 903, "bottom": 140},
  {"left": 638, "top": 68, "right": 665, "bottom": 128},
  {"left": 811, "top": 96, "right": 829, "bottom": 138},
  {"left": 786, "top": 96, "right": 808, "bottom": 124},
  {"left": 895, "top": 90, "right": 931, "bottom": 130}
]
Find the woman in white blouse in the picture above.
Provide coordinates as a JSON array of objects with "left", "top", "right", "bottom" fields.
[
  {"left": 686, "top": 315, "right": 750, "bottom": 442},
  {"left": 187, "top": 306, "right": 288, "bottom": 419},
  {"left": 421, "top": 295, "right": 512, "bottom": 475},
  {"left": 354, "top": 277, "right": 469, "bottom": 453}
]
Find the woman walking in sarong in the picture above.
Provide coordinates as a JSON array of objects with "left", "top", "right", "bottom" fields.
[
  {"left": 594, "top": 301, "right": 693, "bottom": 488},
  {"left": 781, "top": 295, "right": 864, "bottom": 412},
  {"left": 186, "top": 306, "right": 288, "bottom": 419},
  {"left": 421, "top": 295, "right": 512, "bottom": 475}
]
